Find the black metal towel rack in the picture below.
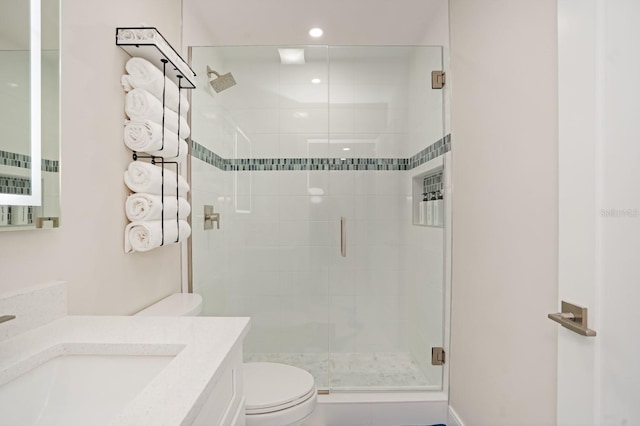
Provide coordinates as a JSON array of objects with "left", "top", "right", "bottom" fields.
[{"left": 116, "top": 27, "right": 196, "bottom": 247}]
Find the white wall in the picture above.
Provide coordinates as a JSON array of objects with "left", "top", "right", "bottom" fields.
[
  {"left": 0, "top": 0, "right": 184, "bottom": 315},
  {"left": 448, "top": 1, "right": 558, "bottom": 424}
]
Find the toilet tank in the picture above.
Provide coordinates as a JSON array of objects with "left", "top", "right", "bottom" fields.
[{"left": 134, "top": 293, "right": 203, "bottom": 316}]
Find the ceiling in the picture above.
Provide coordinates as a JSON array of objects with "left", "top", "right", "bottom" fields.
[{"left": 183, "top": 0, "right": 449, "bottom": 46}]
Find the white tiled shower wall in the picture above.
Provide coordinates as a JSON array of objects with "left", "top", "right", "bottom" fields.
[
  {"left": 193, "top": 46, "right": 443, "bottom": 159},
  {"left": 191, "top": 45, "right": 445, "bottom": 384},
  {"left": 192, "top": 167, "right": 422, "bottom": 354},
  {"left": 405, "top": 160, "right": 445, "bottom": 385}
]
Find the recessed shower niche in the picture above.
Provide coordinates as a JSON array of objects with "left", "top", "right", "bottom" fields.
[
  {"left": 189, "top": 45, "right": 449, "bottom": 392},
  {"left": 413, "top": 166, "right": 444, "bottom": 228}
]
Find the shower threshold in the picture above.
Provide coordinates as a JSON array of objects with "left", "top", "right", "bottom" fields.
[{"left": 244, "top": 352, "right": 438, "bottom": 390}]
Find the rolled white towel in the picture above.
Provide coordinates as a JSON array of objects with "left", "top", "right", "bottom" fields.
[
  {"left": 124, "top": 161, "right": 189, "bottom": 196},
  {"left": 124, "top": 120, "right": 188, "bottom": 160},
  {"left": 117, "top": 28, "right": 159, "bottom": 43},
  {"left": 125, "top": 88, "right": 190, "bottom": 139},
  {"left": 147, "top": 139, "right": 188, "bottom": 161},
  {"left": 125, "top": 193, "right": 191, "bottom": 222},
  {"left": 121, "top": 57, "right": 189, "bottom": 117},
  {"left": 125, "top": 220, "right": 191, "bottom": 253}
]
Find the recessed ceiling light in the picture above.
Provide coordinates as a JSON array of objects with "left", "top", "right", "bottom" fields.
[
  {"left": 278, "top": 48, "right": 306, "bottom": 65},
  {"left": 293, "top": 112, "right": 309, "bottom": 118},
  {"left": 8, "top": 83, "right": 18, "bottom": 88},
  {"left": 343, "top": 147, "right": 351, "bottom": 151},
  {"left": 311, "top": 78, "right": 321, "bottom": 84},
  {"left": 309, "top": 27, "right": 324, "bottom": 38}
]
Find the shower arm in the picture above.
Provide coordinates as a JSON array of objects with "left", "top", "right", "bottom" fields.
[{"left": 206, "top": 66, "right": 221, "bottom": 78}]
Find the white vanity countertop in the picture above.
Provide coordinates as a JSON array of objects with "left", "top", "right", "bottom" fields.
[{"left": 0, "top": 315, "right": 251, "bottom": 425}]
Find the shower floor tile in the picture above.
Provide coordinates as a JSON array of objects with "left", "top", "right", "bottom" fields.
[{"left": 244, "top": 352, "right": 432, "bottom": 389}]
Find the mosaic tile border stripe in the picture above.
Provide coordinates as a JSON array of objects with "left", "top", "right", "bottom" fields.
[
  {"left": 0, "top": 150, "right": 30, "bottom": 169},
  {"left": 408, "top": 134, "right": 451, "bottom": 170},
  {"left": 0, "top": 176, "right": 31, "bottom": 195},
  {"left": 191, "top": 143, "right": 226, "bottom": 170},
  {"left": 192, "top": 133, "right": 451, "bottom": 172},
  {"left": 0, "top": 150, "right": 60, "bottom": 172},
  {"left": 42, "top": 158, "right": 59, "bottom": 173},
  {"left": 226, "top": 157, "right": 408, "bottom": 171}
]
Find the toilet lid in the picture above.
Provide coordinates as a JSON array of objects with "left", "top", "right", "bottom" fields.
[{"left": 244, "top": 362, "right": 316, "bottom": 414}]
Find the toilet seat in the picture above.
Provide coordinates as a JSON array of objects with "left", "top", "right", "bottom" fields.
[
  {"left": 244, "top": 362, "right": 316, "bottom": 418},
  {"left": 246, "top": 386, "right": 316, "bottom": 415}
]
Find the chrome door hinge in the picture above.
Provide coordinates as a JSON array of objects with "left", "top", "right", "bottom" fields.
[
  {"left": 432, "top": 71, "right": 446, "bottom": 89},
  {"left": 432, "top": 347, "right": 445, "bottom": 365}
]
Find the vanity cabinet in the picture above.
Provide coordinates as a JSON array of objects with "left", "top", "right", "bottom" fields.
[{"left": 193, "top": 343, "right": 245, "bottom": 426}]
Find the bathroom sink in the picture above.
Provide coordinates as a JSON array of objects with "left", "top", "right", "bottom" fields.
[
  {"left": 0, "top": 298, "right": 250, "bottom": 426},
  {"left": 0, "top": 352, "right": 174, "bottom": 426}
]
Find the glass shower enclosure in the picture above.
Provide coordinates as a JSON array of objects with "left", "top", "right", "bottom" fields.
[{"left": 189, "top": 45, "right": 447, "bottom": 392}]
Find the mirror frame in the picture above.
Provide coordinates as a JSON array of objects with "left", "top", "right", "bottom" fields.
[{"left": 1, "top": 0, "right": 41, "bottom": 206}]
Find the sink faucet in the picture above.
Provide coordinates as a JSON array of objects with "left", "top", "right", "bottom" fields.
[{"left": 0, "top": 315, "right": 16, "bottom": 324}]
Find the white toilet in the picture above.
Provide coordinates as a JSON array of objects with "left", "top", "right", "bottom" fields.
[{"left": 135, "top": 293, "right": 317, "bottom": 426}]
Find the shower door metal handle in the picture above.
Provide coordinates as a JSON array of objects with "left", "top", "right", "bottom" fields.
[{"left": 340, "top": 217, "right": 346, "bottom": 257}]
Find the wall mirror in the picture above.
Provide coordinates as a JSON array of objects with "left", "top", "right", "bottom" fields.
[{"left": 0, "top": 0, "right": 60, "bottom": 230}]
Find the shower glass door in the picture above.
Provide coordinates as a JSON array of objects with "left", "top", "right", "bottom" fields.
[
  {"left": 189, "top": 46, "right": 332, "bottom": 389},
  {"left": 325, "top": 46, "right": 446, "bottom": 390},
  {"left": 189, "top": 44, "right": 447, "bottom": 392}
]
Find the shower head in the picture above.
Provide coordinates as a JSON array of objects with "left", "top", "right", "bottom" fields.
[{"left": 206, "top": 66, "right": 236, "bottom": 93}]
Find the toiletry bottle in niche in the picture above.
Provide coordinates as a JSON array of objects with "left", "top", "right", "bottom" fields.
[
  {"left": 434, "top": 190, "right": 444, "bottom": 227},
  {"left": 426, "top": 192, "right": 434, "bottom": 226},
  {"left": 418, "top": 193, "right": 428, "bottom": 225}
]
